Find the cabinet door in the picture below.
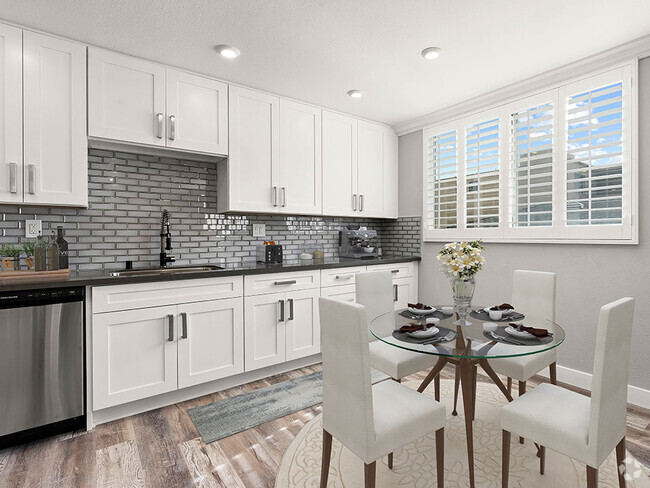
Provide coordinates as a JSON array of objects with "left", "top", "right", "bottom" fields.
[
  {"left": 244, "top": 293, "right": 285, "bottom": 372},
  {"left": 357, "top": 121, "right": 398, "bottom": 218},
  {"left": 279, "top": 99, "right": 321, "bottom": 214},
  {"left": 88, "top": 48, "right": 165, "bottom": 146},
  {"left": 23, "top": 32, "right": 87, "bottom": 206},
  {"left": 322, "top": 111, "right": 358, "bottom": 217},
  {"left": 227, "top": 86, "right": 279, "bottom": 212},
  {"left": 177, "top": 298, "right": 244, "bottom": 389},
  {"left": 166, "top": 69, "right": 228, "bottom": 155},
  {"left": 93, "top": 306, "right": 178, "bottom": 410},
  {"left": 392, "top": 277, "right": 415, "bottom": 311},
  {"left": 285, "top": 289, "right": 320, "bottom": 361},
  {"left": 0, "top": 24, "right": 22, "bottom": 204}
]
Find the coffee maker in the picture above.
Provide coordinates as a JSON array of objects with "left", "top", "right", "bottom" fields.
[{"left": 339, "top": 228, "right": 379, "bottom": 259}]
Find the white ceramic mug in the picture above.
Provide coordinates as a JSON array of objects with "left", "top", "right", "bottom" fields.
[
  {"left": 489, "top": 310, "right": 503, "bottom": 321},
  {"left": 426, "top": 317, "right": 440, "bottom": 326},
  {"left": 441, "top": 306, "right": 454, "bottom": 315},
  {"left": 483, "top": 322, "right": 498, "bottom": 333}
]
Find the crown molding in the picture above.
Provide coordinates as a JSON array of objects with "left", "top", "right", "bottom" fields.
[{"left": 393, "top": 34, "right": 650, "bottom": 136}]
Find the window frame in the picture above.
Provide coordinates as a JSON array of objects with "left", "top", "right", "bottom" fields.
[{"left": 421, "top": 61, "right": 638, "bottom": 245}]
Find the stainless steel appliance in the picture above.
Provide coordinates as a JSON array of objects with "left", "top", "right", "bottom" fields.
[
  {"left": 257, "top": 244, "right": 283, "bottom": 264},
  {"left": 0, "top": 287, "right": 85, "bottom": 448},
  {"left": 339, "top": 228, "right": 379, "bottom": 259}
]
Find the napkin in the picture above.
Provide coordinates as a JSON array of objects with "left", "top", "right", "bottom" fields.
[
  {"left": 509, "top": 323, "right": 548, "bottom": 338},
  {"left": 407, "top": 302, "right": 434, "bottom": 311},
  {"left": 491, "top": 303, "right": 514, "bottom": 311},
  {"left": 399, "top": 322, "right": 435, "bottom": 334}
]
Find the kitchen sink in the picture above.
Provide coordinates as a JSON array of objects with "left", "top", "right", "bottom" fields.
[{"left": 109, "top": 265, "right": 225, "bottom": 277}]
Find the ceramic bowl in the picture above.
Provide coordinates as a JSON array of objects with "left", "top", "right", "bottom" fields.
[
  {"left": 441, "top": 306, "right": 454, "bottom": 315},
  {"left": 483, "top": 322, "right": 498, "bottom": 333}
]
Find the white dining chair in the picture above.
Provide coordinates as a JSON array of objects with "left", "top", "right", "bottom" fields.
[
  {"left": 356, "top": 271, "right": 439, "bottom": 382},
  {"left": 501, "top": 297, "right": 635, "bottom": 488},
  {"left": 319, "top": 297, "right": 446, "bottom": 488}
]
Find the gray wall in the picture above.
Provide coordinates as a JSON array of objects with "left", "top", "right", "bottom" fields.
[{"left": 398, "top": 57, "right": 650, "bottom": 390}]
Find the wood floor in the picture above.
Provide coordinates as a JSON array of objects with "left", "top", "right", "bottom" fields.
[{"left": 0, "top": 364, "right": 648, "bottom": 487}]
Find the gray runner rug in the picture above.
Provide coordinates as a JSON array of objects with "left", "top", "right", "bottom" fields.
[{"left": 188, "top": 368, "right": 389, "bottom": 444}]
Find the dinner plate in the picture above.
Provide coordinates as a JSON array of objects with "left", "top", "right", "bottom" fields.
[
  {"left": 505, "top": 325, "right": 534, "bottom": 339},
  {"left": 408, "top": 306, "right": 436, "bottom": 315},
  {"left": 407, "top": 327, "right": 439, "bottom": 338}
]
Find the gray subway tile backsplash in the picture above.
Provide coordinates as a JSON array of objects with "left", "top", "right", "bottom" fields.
[{"left": 0, "top": 150, "right": 421, "bottom": 271}]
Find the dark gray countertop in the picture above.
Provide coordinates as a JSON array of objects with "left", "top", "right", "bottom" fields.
[{"left": 0, "top": 255, "right": 421, "bottom": 292}]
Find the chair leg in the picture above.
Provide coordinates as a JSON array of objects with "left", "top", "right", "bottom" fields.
[
  {"left": 539, "top": 446, "right": 546, "bottom": 475},
  {"left": 502, "top": 430, "right": 511, "bottom": 488},
  {"left": 452, "top": 363, "right": 460, "bottom": 415},
  {"left": 616, "top": 437, "right": 626, "bottom": 488},
  {"left": 434, "top": 374, "right": 440, "bottom": 402},
  {"left": 587, "top": 465, "right": 598, "bottom": 488},
  {"left": 364, "top": 461, "right": 376, "bottom": 488},
  {"left": 388, "top": 452, "right": 393, "bottom": 470},
  {"left": 436, "top": 428, "right": 445, "bottom": 488},
  {"left": 507, "top": 377, "right": 512, "bottom": 394},
  {"left": 549, "top": 362, "right": 557, "bottom": 385},
  {"left": 392, "top": 377, "right": 401, "bottom": 383},
  {"left": 320, "top": 430, "right": 332, "bottom": 488},
  {"left": 518, "top": 381, "right": 526, "bottom": 444}
]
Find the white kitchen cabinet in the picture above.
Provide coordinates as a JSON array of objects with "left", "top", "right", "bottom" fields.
[
  {"left": 93, "top": 305, "right": 178, "bottom": 410},
  {"left": 392, "top": 276, "right": 415, "bottom": 311},
  {"left": 0, "top": 25, "right": 87, "bottom": 207},
  {"left": 279, "top": 99, "right": 322, "bottom": 215},
  {"left": 165, "top": 70, "right": 228, "bottom": 155},
  {"left": 177, "top": 298, "right": 244, "bottom": 389},
  {"left": 322, "top": 112, "right": 398, "bottom": 218},
  {"left": 244, "top": 293, "right": 286, "bottom": 371},
  {"left": 88, "top": 48, "right": 228, "bottom": 155},
  {"left": 285, "top": 288, "right": 320, "bottom": 361},
  {"left": 0, "top": 23, "right": 22, "bottom": 204},
  {"left": 320, "top": 283, "right": 356, "bottom": 303}
]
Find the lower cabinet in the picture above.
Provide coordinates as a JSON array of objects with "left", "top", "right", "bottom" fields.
[
  {"left": 244, "top": 288, "right": 320, "bottom": 372},
  {"left": 392, "top": 277, "right": 416, "bottom": 310},
  {"left": 93, "top": 298, "right": 243, "bottom": 410},
  {"left": 320, "top": 283, "right": 356, "bottom": 303}
]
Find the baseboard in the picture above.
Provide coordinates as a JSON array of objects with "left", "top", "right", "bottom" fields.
[{"left": 537, "top": 365, "right": 650, "bottom": 410}]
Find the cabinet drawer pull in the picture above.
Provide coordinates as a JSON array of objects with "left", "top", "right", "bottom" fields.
[
  {"left": 393, "top": 284, "right": 398, "bottom": 302},
  {"left": 282, "top": 187, "right": 286, "bottom": 207},
  {"left": 27, "top": 165, "right": 36, "bottom": 195},
  {"left": 359, "top": 194, "right": 364, "bottom": 212},
  {"left": 335, "top": 274, "right": 354, "bottom": 280},
  {"left": 167, "top": 314, "right": 174, "bottom": 341},
  {"left": 9, "top": 162, "right": 17, "bottom": 193},
  {"left": 180, "top": 312, "right": 188, "bottom": 339},
  {"left": 288, "top": 298, "right": 294, "bottom": 320},
  {"left": 156, "top": 113, "right": 164, "bottom": 139},
  {"left": 279, "top": 299, "right": 285, "bottom": 322},
  {"left": 272, "top": 186, "right": 278, "bottom": 206},
  {"left": 352, "top": 194, "right": 357, "bottom": 211},
  {"left": 391, "top": 269, "right": 400, "bottom": 274},
  {"left": 169, "top": 115, "right": 176, "bottom": 140},
  {"left": 274, "top": 280, "right": 297, "bottom": 286}
]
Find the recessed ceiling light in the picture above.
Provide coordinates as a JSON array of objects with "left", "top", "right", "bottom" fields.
[
  {"left": 216, "top": 45, "right": 241, "bottom": 59},
  {"left": 347, "top": 89, "right": 363, "bottom": 99},
  {"left": 421, "top": 47, "right": 443, "bottom": 60}
]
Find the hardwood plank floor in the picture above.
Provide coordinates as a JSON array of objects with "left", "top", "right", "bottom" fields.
[{"left": 0, "top": 363, "right": 648, "bottom": 487}]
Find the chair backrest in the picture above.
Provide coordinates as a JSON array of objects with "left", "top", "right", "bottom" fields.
[
  {"left": 588, "top": 297, "right": 635, "bottom": 465},
  {"left": 319, "top": 297, "right": 375, "bottom": 459},
  {"left": 356, "top": 270, "right": 395, "bottom": 341},
  {"left": 511, "top": 270, "right": 557, "bottom": 324}
]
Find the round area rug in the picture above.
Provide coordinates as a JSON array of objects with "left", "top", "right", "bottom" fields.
[{"left": 276, "top": 379, "right": 650, "bottom": 487}]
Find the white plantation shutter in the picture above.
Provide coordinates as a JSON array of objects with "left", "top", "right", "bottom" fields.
[
  {"left": 425, "top": 130, "right": 458, "bottom": 231},
  {"left": 509, "top": 102, "right": 554, "bottom": 227},
  {"left": 465, "top": 118, "right": 499, "bottom": 228}
]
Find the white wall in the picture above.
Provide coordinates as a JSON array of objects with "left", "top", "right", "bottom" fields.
[{"left": 398, "top": 57, "right": 650, "bottom": 391}]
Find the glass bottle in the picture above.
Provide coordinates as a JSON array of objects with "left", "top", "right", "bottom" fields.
[
  {"left": 35, "top": 233, "right": 47, "bottom": 271},
  {"left": 47, "top": 231, "right": 59, "bottom": 271},
  {"left": 56, "top": 226, "right": 69, "bottom": 269}
]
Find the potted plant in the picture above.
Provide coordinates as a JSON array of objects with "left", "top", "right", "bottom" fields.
[
  {"left": 0, "top": 244, "right": 22, "bottom": 271},
  {"left": 22, "top": 241, "right": 35, "bottom": 270}
]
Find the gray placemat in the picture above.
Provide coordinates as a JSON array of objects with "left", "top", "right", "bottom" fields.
[
  {"left": 483, "top": 326, "right": 553, "bottom": 345},
  {"left": 392, "top": 325, "right": 457, "bottom": 344},
  {"left": 470, "top": 309, "right": 525, "bottom": 322}
]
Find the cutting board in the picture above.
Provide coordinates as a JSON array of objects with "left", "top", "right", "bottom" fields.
[{"left": 0, "top": 268, "right": 70, "bottom": 281}]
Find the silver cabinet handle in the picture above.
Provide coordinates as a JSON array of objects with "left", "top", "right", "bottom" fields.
[
  {"left": 167, "top": 314, "right": 174, "bottom": 341},
  {"left": 274, "top": 280, "right": 297, "bottom": 286},
  {"left": 9, "top": 162, "right": 17, "bottom": 194},
  {"left": 279, "top": 299, "right": 285, "bottom": 322},
  {"left": 169, "top": 115, "right": 176, "bottom": 140},
  {"left": 393, "top": 284, "right": 398, "bottom": 302},
  {"left": 27, "top": 164, "right": 36, "bottom": 195},
  {"left": 180, "top": 312, "right": 188, "bottom": 339},
  {"left": 360, "top": 194, "right": 364, "bottom": 212},
  {"left": 288, "top": 298, "right": 294, "bottom": 321},
  {"left": 391, "top": 269, "right": 400, "bottom": 274},
  {"left": 156, "top": 113, "right": 163, "bottom": 139},
  {"left": 352, "top": 194, "right": 357, "bottom": 211},
  {"left": 335, "top": 274, "right": 354, "bottom": 280},
  {"left": 281, "top": 187, "right": 286, "bottom": 207},
  {"left": 272, "top": 186, "right": 278, "bottom": 206}
]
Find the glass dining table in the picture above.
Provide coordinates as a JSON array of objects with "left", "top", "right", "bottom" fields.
[{"left": 369, "top": 307, "right": 565, "bottom": 488}]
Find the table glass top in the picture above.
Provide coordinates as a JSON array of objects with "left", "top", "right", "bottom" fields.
[{"left": 369, "top": 306, "right": 565, "bottom": 359}]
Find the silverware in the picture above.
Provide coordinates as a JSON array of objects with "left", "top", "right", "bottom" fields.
[
  {"left": 423, "top": 332, "right": 454, "bottom": 345},
  {"left": 490, "top": 331, "right": 524, "bottom": 345}
]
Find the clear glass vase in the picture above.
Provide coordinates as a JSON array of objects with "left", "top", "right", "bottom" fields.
[{"left": 451, "top": 276, "right": 475, "bottom": 326}]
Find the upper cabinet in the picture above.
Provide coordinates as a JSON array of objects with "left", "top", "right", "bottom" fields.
[
  {"left": 323, "top": 111, "right": 397, "bottom": 218},
  {"left": 88, "top": 48, "right": 228, "bottom": 156},
  {"left": 218, "top": 87, "right": 322, "bottom": 215},
  {"left": 0, "top": 24, "right": 87, "bottom": 207}
]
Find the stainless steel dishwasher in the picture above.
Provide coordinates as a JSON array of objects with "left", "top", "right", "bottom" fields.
[{"left": 0, "top": 287, "right": 85, "bottom": 448}]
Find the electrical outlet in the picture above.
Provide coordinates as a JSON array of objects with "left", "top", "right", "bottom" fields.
[
  {"left": 25, "top": 220, "right": 42, "bottom": 238},
  {"left": 252, "top": 223, "right": 266, "bottom": 237}
]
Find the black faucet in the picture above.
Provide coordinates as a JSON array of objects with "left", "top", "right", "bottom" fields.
[{"left": 160, "top": 209, "right": 176, "bottom": 267}]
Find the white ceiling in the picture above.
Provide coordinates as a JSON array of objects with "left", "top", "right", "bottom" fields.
[{"left": 2, "top": 0, "right": 650, "bottom": 127}]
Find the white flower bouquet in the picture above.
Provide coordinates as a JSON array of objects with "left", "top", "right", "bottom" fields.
[{"left": 437, "top": 240, "right": 485, "bottom": 281}]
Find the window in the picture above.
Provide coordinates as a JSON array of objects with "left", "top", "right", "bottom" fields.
[{"left": 422, "top": 63, "right": 636, "bottom": 243}]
